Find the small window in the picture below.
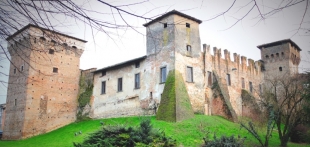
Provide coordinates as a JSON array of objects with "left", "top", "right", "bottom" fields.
[
  {"left": 135, "top": 73, "right": 140, "bottom": 89},
  {"left": 249, "top": 82, "right": 253, "bottom": 92},
  {"left": 259, "top": 84, "right": 262, "bottom": 95},
  {"left": 49, "top": 49, "right": 54, "bottom": 54},
  {"left": 118, "top": 78, "right": 123, "bottom": 92},
  {"left": 226, "top": 74, "right": 231, "bottom": 86},
  {"left": 186, "top": 45, "right": 192, "bottom": 55},
  {"left": 101, "top": 81, "right": 106, "bottom": 94},
  {"left": 160, "top": 67, "right": 167, "bottom": 83},
  {"left": 164, "top": 23, "right": 167, "bottom": 28},
  {"left": 207, "top": 71, "right": 212, "bottom": 86},
  {"left": 40, "top": 37, "right": 46, "bottom": 41},
  {"left": 72, "top": 46, "right": 77, "bottom": 49},
  {"left": 276, "top": 53, "right": 279, "bottom": 57},
  {"left": 186, "top": 23, "right": 190, "bottom": 28},
  {"left": 13, "top": 68, "right": 16, "bottom": 74},
  {"left": 271, "top": 54, "right": 274, "bottom": 58},
  {"left": 135, "top": 62, "right": 140, "bottom": 68},
  {"left": 14, "top": 99, "right": 17, "bottom": 106},
  {"left": 241, "top": 78, "right": 245, "bottom": 89},
  {"left": 101, "top": 71, "right": 106, "bottom": 76},
  {"left": 279, "top": 67, "right": 282, "bottom": 71},
  {"left": 21, "top": 65, "right": 24, "bottom": 71},
  {"left": 186, "top": 66, "right": 193, "bottom": 82},
  {"left": 281, "top": 52, "right": 284, "bottom": 56},
  {"left": 266, "top": 55, "right": 269, "bottom": 59},
  {"left": 53, "top": 67, "right": 58, "bottom": 73}
]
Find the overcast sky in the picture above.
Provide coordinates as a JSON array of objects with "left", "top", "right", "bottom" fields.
[{"left": 0, "top": 0, "right": 309, "bottom": 104}]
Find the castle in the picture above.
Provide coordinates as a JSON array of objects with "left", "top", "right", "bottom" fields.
[{"left": 3, "top": 10, "right": 301, "bottom": 139}]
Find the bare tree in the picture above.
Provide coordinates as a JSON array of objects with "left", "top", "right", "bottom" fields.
[
  {"left": 204, "top": 0, "right": 310, "bottom": 36},
  {"left": 260, "top": 73, "right": 310, "bottom": 147},
  {"left": 0, "top": 0, "right": 158, "bottom": 87}
]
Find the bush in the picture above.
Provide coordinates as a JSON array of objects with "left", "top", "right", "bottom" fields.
[
  {"left": 291, "top": 124, "right": 310, "bottom": 143},
  {"left": 73, "top": 119, "right": 176, "bottom": 147},
  {"left": 202, "top": 133, "right": 245, "bottom": 147}
]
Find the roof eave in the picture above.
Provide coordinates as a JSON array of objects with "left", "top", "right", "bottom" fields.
[
  {"left": 6, "top": 24, "right": 88, "bottom": 43},
  {"left": 143, "top": 10, "right": 202, "bottom": 27}
]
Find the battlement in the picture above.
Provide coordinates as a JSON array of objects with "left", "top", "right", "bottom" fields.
[{"left": 203, "top": 43, "right": 263, "bottom": 76}]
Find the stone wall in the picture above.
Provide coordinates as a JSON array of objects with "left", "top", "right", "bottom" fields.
[
  {"left": 203, "top": 44, "right": 264, "bottom": 117},
  {"left": 91, "top": 57, "right": 155, "bottom": 118}
]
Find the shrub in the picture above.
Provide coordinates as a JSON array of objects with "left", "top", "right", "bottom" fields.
[
  {"left": 73, "top": 119, "right": 176, "bottom": 147},
  {"left": 202, "top": 132, "right": 245, "bottom": 147},
  {"left": 291, "top": 124, "right": 310, "bottom": 143}
]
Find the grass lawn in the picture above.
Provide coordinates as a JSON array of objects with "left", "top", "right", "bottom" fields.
[{"left": 0, "top": 115, "right": 309, "bottom": 147}]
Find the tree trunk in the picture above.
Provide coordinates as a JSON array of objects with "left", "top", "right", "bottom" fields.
[{"left": 280, "top": 135, "right": 289, "bottom": 147}]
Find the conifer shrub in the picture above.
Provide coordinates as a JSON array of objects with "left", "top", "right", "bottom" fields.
[
  {"left": 73, "top": 119, "right": 176, "bottom": 147},
  {"left": 202, "top": 133, "right": 245, "bottom": 147}
]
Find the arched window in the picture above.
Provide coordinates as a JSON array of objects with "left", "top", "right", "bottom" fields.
[
  {"left": 279, "top": 67, "right": 282, "bottom": 71},
  {"left": 265, "top": 55, "right": 269, "bottom": 58},
  {"left": 271, "top": 54, "right": 274, "bottom": 58},
  {"left": 276, "top": 53, "right": 279, "bottom": 57}
]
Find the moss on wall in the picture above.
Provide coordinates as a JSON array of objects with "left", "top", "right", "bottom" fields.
[
  {"left": 241, "top": 89, "right": 261, "bottom": 114},
  {"left": 156, "top": 70, "right": 176, "bottom": 122},
  {"left": 78, "top": 74, "right": 93, "bottom": 107},
  {"left": 156, "top": 69, "right": 194, "bottom": 122},
  {"left": 76, "top": 71, "right": 94, "bottom": 121},
  {"left": 212, "top": 71, "right": 238, "bottom": 122},
  {"left": 175, "top": 70, "right": 194, "bottom": 121}
]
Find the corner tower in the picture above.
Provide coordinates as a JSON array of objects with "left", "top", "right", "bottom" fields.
[
  {"left": 3, "top": 24, "right": 86, "bottom": 139},
  {"left": 258, "top": 39, "right": 301, "bottom": 77}
]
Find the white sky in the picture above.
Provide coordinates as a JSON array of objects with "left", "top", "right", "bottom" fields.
[{"left": 0, "top": 0, "right": 309, "bottom": 104}]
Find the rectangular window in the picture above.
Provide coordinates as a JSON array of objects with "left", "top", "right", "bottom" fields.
[
  {"left": 160, "top": 67, "right": 167, "bottom": 83},
  {"left": 101, "top": 81, "right": 106, "bottom": 94},
  {"left": 226, "top": 74, "right": 231, "bottom": 86},
  {"left": 135, "top": 62, "right": 140, "bottom": 68},
  {"left": 186, "top": 66, "right": 193, "bottom": 82},
  {"left": 207, "top": 71, "right": 212, "bottom": 86},
  {"left": 118, "top": 78, "right": 122, "bottom": 92},
  {"left": 213, "top": 73, "right": 217, "bottom": 83},
  {"left": 249, "top": 82, "right": 253, "bottom": 93},
  {"left": 14, "top": 68, "right": 16, "bottom": 74},
  {"left": 135, "top": 73, "right": 140, "bottom": 89},
  {"left": 14, "top": 99, "right": 17, "bottom": 106},
  {"left": 53, "top": 67, "right": 58, "bottom": 73},
  {"left": 241, "top": 78, "right": 245, "bottom": 89},
  {"left": 101, "top": 71, "right": 106, "bottom": 76},
  {"left": 186, "top": 23, "right": 190, "bottom": 28},
  {"left": 21, "top": 65, "right": 24, "bottom": 71}
]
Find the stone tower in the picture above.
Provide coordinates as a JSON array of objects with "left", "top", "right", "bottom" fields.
[
  {"left": 143, "top": 10, "right": 206, "bottom": 114},
  {"left": 3, "top": 24, "right": 86, "bottom": 139},
  {"left": 257, "top": 39, "right": 301, "bottom": 78}
]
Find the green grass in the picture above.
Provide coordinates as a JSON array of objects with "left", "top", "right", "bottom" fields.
[{"left": 0, "top": 115, "right": 309, "bottom": 147}]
